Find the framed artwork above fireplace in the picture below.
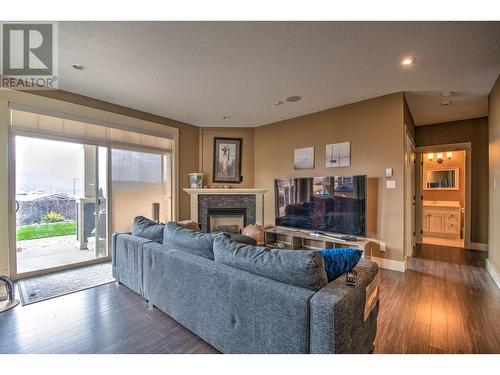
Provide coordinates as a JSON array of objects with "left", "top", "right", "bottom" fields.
[{"left": 213, "top": 137, "right": 242, "bottom": 183}]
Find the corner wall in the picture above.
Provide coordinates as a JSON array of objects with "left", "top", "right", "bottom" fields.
[
  {"left": 254, "top": 93, "right": 406, "bottom": 262},
  {"left": 488, "top": 75, "right": 500, "bottom": 285}
]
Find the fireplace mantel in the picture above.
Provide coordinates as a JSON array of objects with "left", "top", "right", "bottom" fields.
[
  {"left": 183, "top": 188, "right": 268, "bottom": 195},
  {"left": 183, "top": 188, "right": 268, "bottom": 226}
]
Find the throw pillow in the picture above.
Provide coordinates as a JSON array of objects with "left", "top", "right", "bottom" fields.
[
  {"left": 131, "top": 216, "right": 165, "bottom": 243},
  {"left": 320, "top": 248, "right": 363, "bottom": 282},
  {"left": 178, "top": 220, "right": 201, "bottom": 231}
]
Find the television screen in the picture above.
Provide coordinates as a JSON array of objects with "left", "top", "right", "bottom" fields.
[{"left": 274, "top": 175, "right": 366, "bottom": 236}]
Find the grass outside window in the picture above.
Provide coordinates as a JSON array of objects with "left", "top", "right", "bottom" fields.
[{"left": 17, "top": 221, "right": 77, "bottom": 241}]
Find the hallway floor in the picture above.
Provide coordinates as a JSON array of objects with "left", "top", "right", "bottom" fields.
[{"left": 374, "top": 244, "right": 499, "bottom": 353}]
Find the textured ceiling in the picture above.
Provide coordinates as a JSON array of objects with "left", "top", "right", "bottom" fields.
[{"left": 57, "top": 21, "right": 500, "bottom": 127}]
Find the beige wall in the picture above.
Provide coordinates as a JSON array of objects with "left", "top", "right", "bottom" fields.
[
  {"left": 422, "top": 150, "right": 466, "bottom": 207},
  {"left": 489, "top": 75, "right": 500, "bottom": 274},
  {"left": 415, "top": 117, "right": 489, "bottom": 244},
  {"left": 198, "top": 128, "right": 254, "bottom": 188},
  {"left": 254, "top": 93, "right": 406, "bottom": 261}
]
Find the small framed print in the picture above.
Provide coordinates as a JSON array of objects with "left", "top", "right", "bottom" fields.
[
  {"left": 326, "top": 142, "right": 351, "bottom": 168},
  {"left": 294, "top": 147, "right": 315, "bottom": 170}
]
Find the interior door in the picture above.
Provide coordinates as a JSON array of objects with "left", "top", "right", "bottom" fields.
[{"left": 404, "top": 133, "right": 416, "bottom": 258}]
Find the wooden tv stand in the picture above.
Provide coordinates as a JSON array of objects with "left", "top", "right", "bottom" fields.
[{"left": 264, "top": 226, "right": 371, "bottom": 253}]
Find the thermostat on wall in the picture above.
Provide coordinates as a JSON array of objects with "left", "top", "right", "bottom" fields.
[{"left": 385, "top": 168, "right": 393, "bottom": 177}]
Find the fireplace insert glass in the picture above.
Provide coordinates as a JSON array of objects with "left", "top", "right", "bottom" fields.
[{"left": 274, "top": 175, "right": 366, "bottom": 236}]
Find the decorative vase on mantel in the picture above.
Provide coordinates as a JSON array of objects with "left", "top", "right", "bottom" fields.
[{"left": 188, "top": 173, "right": 204, "bottom": 189}]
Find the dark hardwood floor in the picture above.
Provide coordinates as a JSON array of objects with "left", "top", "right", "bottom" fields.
[
  {"left": 375, "top": 244, "right": 500, "bottom": 354},
  {"left": 0, "top": 244, "right": 498, "bottom": 354}
]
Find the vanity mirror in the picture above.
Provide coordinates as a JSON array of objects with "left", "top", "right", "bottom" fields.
[{"left": 423, "top": 168, "right": 459, "bottom": 190}]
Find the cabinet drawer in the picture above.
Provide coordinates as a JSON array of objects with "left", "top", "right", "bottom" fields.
[
  {"left": 445, "top": 222, "right": 460, "bottom": 234},
  {"left": 446, "top": 215, "right": 459, "bottom": 225}
]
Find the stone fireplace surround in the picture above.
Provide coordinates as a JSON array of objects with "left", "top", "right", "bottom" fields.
[{"left": 183, "top": 189, "right": 267, "bottom": 233}]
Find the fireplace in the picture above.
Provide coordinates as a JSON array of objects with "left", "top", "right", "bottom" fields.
[
  {"left": 207, "top": 208, "right": 247, "bottom": 233},
  {"left": 183, "top": 188, "right": 267, "bottom": 232},
  {"left": 197, "top": 194, "right": 256, "bottom": 232}
]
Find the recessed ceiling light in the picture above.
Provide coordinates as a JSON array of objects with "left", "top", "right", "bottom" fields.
[
  {"left": 286, "top": 96, "right": 301, "bottom": 102},
  {"left": 274, "top": 101, "right": 284, "bottom": 106},
  {"left": 401, "top": 57, "right": 415, "bottom": 66},
  {"left": 441, "top": 91, "right": 455, "bottom": 97},
  {"left": 71, "top": 63, "right": 84, "bottom": 70},
  {"left": 440, "top": 101, "right": 451, "bottom": 106},
  {"left": 222, "top": 115, "right": 231, "bottom": 120}
]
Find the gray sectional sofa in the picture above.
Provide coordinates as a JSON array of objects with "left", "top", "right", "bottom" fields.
[{"left": 112, "top": 222, "right": 380, "bottom": 354}]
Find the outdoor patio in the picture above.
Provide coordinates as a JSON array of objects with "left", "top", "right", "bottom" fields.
[{"left": 16, "top": 235, "right": 96, "bottom": 274}]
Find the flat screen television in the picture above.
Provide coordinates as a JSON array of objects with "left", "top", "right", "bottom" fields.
[{"left": 275, "top": 175, "right": 366, "bottom": 236}]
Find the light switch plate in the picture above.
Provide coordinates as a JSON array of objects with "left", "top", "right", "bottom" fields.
[
  {"left": 386, "top": 180, "right": 396, "bottom": 189},
  {"left": 380, "top": 241, "right": 386, "bottom": 252},
  {"left": 494, "top": 180, "right": 497, "bottom": 190},
  {"left": 385, "top": 168, "right": 393, "bottom": 177}
]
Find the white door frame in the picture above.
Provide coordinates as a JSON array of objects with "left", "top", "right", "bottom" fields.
[{"left": 415, "top": 142, "right": 472, "bottom": 249}]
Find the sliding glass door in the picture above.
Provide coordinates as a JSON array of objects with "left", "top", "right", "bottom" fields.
[
  {"left": 111, "top": 147, "right": 172, "bottom": 232},
  {"left": 13, "top": 135, "right": 109, "bottom": 276},
  {"left": 9, "top": 107, "right": 176, "bottom": 278}
]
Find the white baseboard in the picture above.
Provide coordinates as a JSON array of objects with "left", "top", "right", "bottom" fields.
[
  {"left": 468, "top": 242, "right": 488, "bottom": 251},
  {"left": 368, "top": 256, "right": 406, "bottom": 273},
  {"left": 485, "top": 259, "right": 500, "bottom": 289}
]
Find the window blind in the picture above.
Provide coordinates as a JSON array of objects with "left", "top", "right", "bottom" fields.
[{"left": 9, "top": 105, "right": 173, "bottom": 151}]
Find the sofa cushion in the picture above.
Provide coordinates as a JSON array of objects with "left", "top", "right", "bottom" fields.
[
  {"left": 132, "top": 216, "right": 165, "bottom": 243},
  {"left": 213, "top": 235, "right": 328, "bottom": 291},
  {"left": 163, "top": 221, "right": 217, "bottom": 260},
  {"left": 320, "top": 248, "right": 363, "bottom": 282}
]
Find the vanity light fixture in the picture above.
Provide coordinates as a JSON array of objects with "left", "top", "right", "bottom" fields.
[
  {"left": 427, "top": 153, "right": 434, "bottom": 161},
  {"left": 437, "top": 153, "right": 444, "bottom": 164},
  {"left": 447, "top": 152, "right": 453, "bottom": 159}
]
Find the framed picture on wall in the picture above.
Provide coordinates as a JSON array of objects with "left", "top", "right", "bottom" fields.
[
  {"left": 326, "top": 142, "right": 351, "bottom": 168},
  {"left": 213, "top": 137, "right": 242, "bottom": 183},
  {"left": 294, "top": 146, "right": 315, "bottom": 169}
]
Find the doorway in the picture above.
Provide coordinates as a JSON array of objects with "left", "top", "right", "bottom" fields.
[
  {"left": 12, "top": 135, "right": 109, "bottom": 277},
  {"left": 415, "top": 143, "right": 471, "bottom": 249}
]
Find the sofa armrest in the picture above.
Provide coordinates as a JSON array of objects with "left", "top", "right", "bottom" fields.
[
  {"left": 309, "top": 260, "right": 380, "bottom": 354},
  {"left": 111, "top": 232, "right": 131, "bottom": 267},
  {"left": 111, "top": 232, "right": 151, "bottom": 296}
]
